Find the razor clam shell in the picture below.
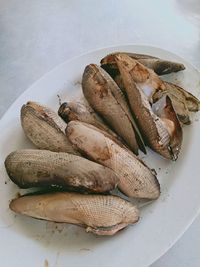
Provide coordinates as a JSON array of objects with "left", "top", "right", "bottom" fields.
[
  {"left": 9, "top": 192, "right": 139, "bottom": 236},
  {"left": 102, "top": 53, "right": 199, "bottom": 124},
  {"left": 82, "top": 64, "right": 146, "bottom": 154},
  {"left": 66, "top": 121, "right": 160, "bottom": 200},
  {"left": 5, "top": 149, "right": 119, "bottom": 192},
  {"left": 115, "top": 53, "right": 182, "bottom": 160},
  {"left": 101, "top": 52, "right": 185, "bottom": 76},
  {"left": 21, "top": 101, "right": 78, "bottom": 155},
  {"left": 58, "top": 101, "right": 122, "bottom": 141},
  {"left": 108, "top": 75, "right": 196, "bottom": 125}
]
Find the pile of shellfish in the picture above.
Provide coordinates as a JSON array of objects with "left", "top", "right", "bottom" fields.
[{"left": 5, "top": 52, "right": 200, "bottom": 236}]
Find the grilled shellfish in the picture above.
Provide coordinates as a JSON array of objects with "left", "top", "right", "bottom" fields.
[
  {"left": 82, "top": 64, "right": 145, "bottom": 154},
  {"left": 10, "top": 192, "right": 139, "bottom": 236},
  {"left": 115, "top": 53, "right": 183, "bottom": 160},
  {"left": 101, "top": 52, "right": 185, "bottom": 76},
  {"left": 66, "top": 121, "right": 160, "bottom": 199},
  {"left": 21, "top": 101, "right": 78, "bottom": 155},
  {"left": 5, "top": 149, "right": 119, "bottom": 192}
]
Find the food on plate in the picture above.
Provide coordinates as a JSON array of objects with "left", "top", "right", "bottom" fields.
[
  {"left": 58, "top": 100, "right": 133, "bottom": 150},
  {"left": 5, "top": 49, "right": 200, "bottom": 238},
  {"left": 102, "top": 53, "right": 199, "bottom": 125},
  {"left": 101, "top": 52, "right": 185, "bottom": 76},
  {"left": 58, "top": 101, "right": 119, "bottom": 139},
  {"left": 115, "top": 53, "right": 183, "bottom": 160},
  {"left": 5, "top": 149, "right": 118, "bottom": 193},
  {"left": 66, "top": 121, "right": 160, "bottom": 199},
  {"left": 9, "top": 192, "right": 139, "bottom": 236},
  {"left": 21, "top": 101, "right": 79, "bottom": 155},
  {"left": 152, "top": 82, "right": 200, "bottom": 124},
  {"left": 82, "top": 64, "right": 146, "bottom": 154}
]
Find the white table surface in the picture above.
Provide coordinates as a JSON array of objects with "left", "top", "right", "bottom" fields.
[{"left": 1, "top": 0, "right": 200, "bottom": 266}]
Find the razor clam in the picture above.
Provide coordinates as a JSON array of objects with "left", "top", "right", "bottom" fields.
[
  {"left": 21, "top": 101, "right": 79, "bottom": 155},
  {"left": 107, "top": 74, "right": 196, "bottom": 125},
  {"left": 115, "top": 53, "right": 183, "bottom": 160},
  {"left": 101, "top": 52, "right": 185, "bottom": 76},
  {"left": 58, "top": 101, "right": 118, "bottom": 138},
  {"left": 102, "top": 53, "right": 199, "bottom": 124},
  {"left": 5, "top": 149, "right": 118, "bottom": 193},
  {"left": 82, "top": 64, "right": 146, "bottom": 155},
  {"left": 66, "top": 121, "right": 160, "bottom": 199},
  {"left": 58, "top": 100, "right": 132, "bottom": 150},
  {"left": 9, "top": 192, "right": 139, "bottom": 236}
]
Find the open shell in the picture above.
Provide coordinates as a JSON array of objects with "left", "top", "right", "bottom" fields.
[
  {"left": 102, "top": 53, "right": 199, "bottom": 125},
  {"left": 152, "top": 82, "right": 200, "bottom": 124},
  {"left": 115, "top": 53, "right": 183, "bottom": 160},
  {"left": 10, "top": 192, "right": 139, "bottom": 236}
]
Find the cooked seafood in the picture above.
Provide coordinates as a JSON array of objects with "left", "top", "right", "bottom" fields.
[
  {"left": 102, "top": 53, "right": 199, "bottom": 125},
  {"left": 58, "top": 101, "right": 118, "bottom": 138},
  {"left": 101, "top": 52, "right": 185, "bottom": 76},
  {"left": 6, "top": 49, "right": 196, "bottom": 239},
  {"left": 82, "top": 64, "right": 146, "bottom": 154},
  {"left": 58, "top": 101, "right": 134, "bottom": 150},
  {"left": 21, "top": 101, "right": 78, "bottom": 154},
  {"left": 115, "top": 53, "right": 183, "bottom": 160},
  {"left": 10, "top": 192, "right": 139, "bottom": 236},
  {"left": 152, "top": 82, "right": 200, "bottom": 124},
  {"left": 5, "top": 149, "right": 118, "bottom": 192},
  {"left": 66, "top": 121, "right": 160, "bottom": 199}
]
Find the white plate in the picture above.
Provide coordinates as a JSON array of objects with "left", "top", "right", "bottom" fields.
[{"left": 0, "top": 45, "right": 200, "bottom": 267}]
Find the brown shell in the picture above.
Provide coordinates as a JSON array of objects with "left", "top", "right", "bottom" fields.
[
  {"left": 82, "top": 64, "right": 146, "bottom": 154},
  {"left": 10, "top": 192, "right": 139, "bottom": 236},
  {"left": 101, "top": 53, "right": 199, "bottom": 125},
  {"left": 152, "top": 82, "right": 200, "bottom": 124},
  {"left": 58, "top": 101, "right": 121, "bottom": 141},
  {"left": 5, "top": 149, "right": 118, "bottom": 192},
  {"left": 21, "top": 101, "right": 78, "bottom": 155},
  {"left": 66, "top": 121, "right": 160, "bottom": 200},
  {"left": 101, "top": 52, "right": 185, "bottom": 76},
  {"left": 115, "top": 53, "right": 182, "bottom": 160}
]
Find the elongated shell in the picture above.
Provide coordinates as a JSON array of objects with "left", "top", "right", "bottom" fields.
[
  {"left": 66, "top": 121, "right": 160, "bottom": 200},
  {"left": 58, "top": 101, "right": 119, "bottom": 139},
  {"left": 10, "top": 192, "right": 139, "bottom": 235},
  {"left": 101, "top": 52, "right": 185, "bottom": 76},
  {"left": 102, "top": 53, "right": 199, "bottom": 125},
  {"left": 115, "top": 54, "right": 182, "bottom": 160},
  {"left": 82, "top": 64, "right": 146, "bottom": 154},
  {"left": 58, "top": 101, "right": 132, "bottom": 151},
  {"left": 5, "top": 149, "right": 118, "bottom": 192},
  {"left": 21, "top": 101, "right": 78, "bottom": 155}
]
